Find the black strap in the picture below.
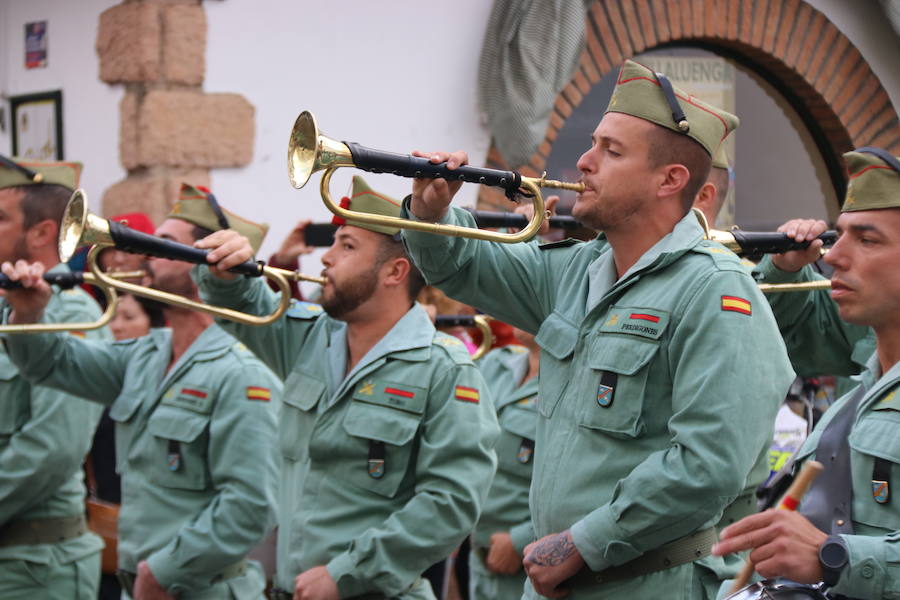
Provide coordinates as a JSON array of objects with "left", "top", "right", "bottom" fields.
[
  {"left": 801, "top": 385, "right": 866, "bottom": 534},
  {"left": 367, "top": 440, "right": 385, "bottom": 479},
  {"left": 654, "top": 72, "right": 689, "bottom": 133},
  {"left": 596, "top": 371, "right": 617, "bottom": 408},
  {"left": 0, "top": 154, "right": 42, "bottom": 183},
  {"left": 167, "top": 439, "right": 182, "bottom": 472},
  {"left": 204, "top": 191, "right": 231, "bottom": 231},
  {"left": 856, "top": 146, "right": 900, "bottom": 175},
  {"left": 872, "top": 457, "right": 892, "bottom": 505}
]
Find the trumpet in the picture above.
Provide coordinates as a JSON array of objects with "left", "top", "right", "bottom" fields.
[
  {"left": 434, "top": 314, "right": 493, "bottom": 361},
  {"left": 287, "top": 111, "right": 584, "bottom": 243},
  {"left": 58, "top": 190, "right": 326, "bottom": 326}
]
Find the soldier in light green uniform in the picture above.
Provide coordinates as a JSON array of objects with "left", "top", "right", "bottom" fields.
[
  {"left": 755, "top": 231, "right": 875, "bottom": 399},
  {"left": 194, "top": 176, "right": 500, "bottom": 600},
  {"left": 400, "top": 59, "right": 795, "bottom": 599},
  {"left": 0, "top": 157, "right": 108, "bottom": 600},
  {"left": 714, "top": 148, "right": 900, "bottom": 599},
  {"left": 2, "top": 184, "right": 281, "bottom": 599},
  {"left": 470, "top": 328, "right": 539, "bottom": 599}
]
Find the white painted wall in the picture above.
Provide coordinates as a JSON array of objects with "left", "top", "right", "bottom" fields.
[
  {"left": 204, "top": 0, "right": 494, "bottom": 271},
  {"left": 0, "top": 0, "right": 123, "bottom": 212}
]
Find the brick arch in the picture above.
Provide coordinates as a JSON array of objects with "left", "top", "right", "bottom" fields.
[{"left": 483, "top": 0, "right": 900, "bottom": 209}]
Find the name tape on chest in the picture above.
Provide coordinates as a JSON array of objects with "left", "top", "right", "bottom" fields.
[{"left": 601, "top": 307, "right": 670, "bottom": 340}]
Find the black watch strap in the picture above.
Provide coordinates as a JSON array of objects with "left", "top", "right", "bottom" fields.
[{"left": 819, "top": 534, "right": 850, "bottom": 587}]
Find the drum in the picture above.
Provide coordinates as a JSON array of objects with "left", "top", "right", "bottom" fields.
[{"left": 726, "top": 580, "right": 830, "bottom": 600}]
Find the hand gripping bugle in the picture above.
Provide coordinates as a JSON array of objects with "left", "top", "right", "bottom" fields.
[
  {"left": 287, "top": 110, "right": 585, "bottom": 243},
  {"left": 58, "top": 190, "right": 325, "bottom": 326},
  {"left": 433, "top": 314, "right": 493, "bottom": 361},
  {"left": 727, "top": 460, "right": 825, "bottom": 594}
]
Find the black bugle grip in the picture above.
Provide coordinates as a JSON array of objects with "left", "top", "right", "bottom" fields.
[
  {"left": 434, "top": 314, "right": 477, "bottom": 328},
  {"left": 106, "top": 220, "right": 265, "bottom": 277},
  {"left": 344, "top": 142, "right": 523, "bottom": 199},
  {"left": 0, "top": 272, "right": 87, "bottom": 290},
  {"left": 729, "top": 230, "right": 838, "bottom": 255},
  {"left": 464, "top": 209, "right": 582, "bottom": 231}
]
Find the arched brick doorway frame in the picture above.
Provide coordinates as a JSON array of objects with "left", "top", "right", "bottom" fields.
[{"left": 482, "top": 0, "right": 900, "bottom": 211}]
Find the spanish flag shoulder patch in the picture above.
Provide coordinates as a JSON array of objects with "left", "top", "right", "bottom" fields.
[
  {"left": 721, "top": 295, "right": 752, "bottom": 316},
  {"left": 246, "top": 386, "right": 271, "bottom": 402},
  {"left": 455, "top": 385, "right": 480, "bottom": 404}
]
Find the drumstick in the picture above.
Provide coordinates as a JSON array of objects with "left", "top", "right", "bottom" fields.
[{"left": 727, "top": 460, "right": 824, "bottom": 594}]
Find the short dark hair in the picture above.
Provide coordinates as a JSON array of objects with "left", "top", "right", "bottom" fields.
[
  {"left": 15, "top": 184, "right": 72, "bottom": 231},
  {"left": 131, "top": 293, "right": 167, "bottom": 328},
  {"left": 646, "top": 127, "right": 712, "bottom": 213},
  {"left": 375, "top": 235, "right": 425, "bottom": 301}
]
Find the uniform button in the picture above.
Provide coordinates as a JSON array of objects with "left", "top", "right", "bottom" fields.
[
  {"left": 862, "top": 565, "right": 874, "bottom": 578},
  {"left": 836, "top": 519, "right": 845, "bottom": 526}
]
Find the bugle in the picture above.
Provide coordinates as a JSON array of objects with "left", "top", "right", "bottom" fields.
[
  {"left": 287, "top": 111, "right": 584, "bottom": 243},
  {"left": 0, "top": 270, "right": 128, "bottom": 334},
  {"left": 302, "top": 210, "right": 584, "bottom": 248},
  {"left": 434, "top": 314, "right": 493, "bottom": 361},
  {"left": 693, "top": 209, "right": 838, "bottom": 256},
  {"left": 59, "top": 190, "right": 325, "bottom": 326}
]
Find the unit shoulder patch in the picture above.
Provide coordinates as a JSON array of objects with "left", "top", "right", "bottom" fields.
[
  {"left": 286, "top": 301, "right": 324, "bottom": 320},
  {"left": 538, "top": 238, "right": 579, "bottom": 251}
]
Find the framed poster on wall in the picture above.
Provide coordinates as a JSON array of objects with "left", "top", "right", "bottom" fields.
[{"left": 10, "top": 90, "right": 63, "bottom": 160}]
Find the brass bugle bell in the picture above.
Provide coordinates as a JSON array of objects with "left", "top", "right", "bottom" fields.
[
  {"left": 287, "top": 110, "right": 585, "bottom": 243},
  {"left": 58, "top": 190, "right": 325, "bottom": 327},
  {"left": 434, "top": 314, "right": 494, "bottom": 361}
]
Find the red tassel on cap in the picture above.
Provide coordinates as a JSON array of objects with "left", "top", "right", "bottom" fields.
[{"left": 331, "top": 197, "right": 351, "bottom": 226}]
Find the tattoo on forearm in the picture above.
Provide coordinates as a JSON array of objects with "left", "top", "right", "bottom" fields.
[{"left": 529, "top": 534, "right": 576, "bottom": 566}]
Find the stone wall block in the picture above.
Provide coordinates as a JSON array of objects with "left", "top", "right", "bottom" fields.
[
  {"left": 162, "top": 5, "right": 207, "bottom": 85},
  {"left": 137, "top": 90, "right": 255, "bottom": 168},
  {"left": 97, "top": 3, "right": 161, "bottom": 83},
  {"left": 101, "top": 174, "right": 168, "bottom": 224},
  {"left": 120, "top": 93, "right": 140, "bottom": 171},
  {"left": 100, "top": 169, "right": 211, "bottom": 225}
]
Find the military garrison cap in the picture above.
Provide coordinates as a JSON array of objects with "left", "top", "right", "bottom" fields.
[
  {"left": 605, "top": 60, "right": 740, "bottom": 156},
  {"left": 332, "top": 175, "right": 402, "bottom": 237},
  {"left": 167, "top": 184, "right": 269, "bottom": 252},
  {"left": 0, "top": 155, "right": 82, "bottom": 191},
  {"left": 712, "top": 143, "right": 730, "bottom": 170},
  {"left": 841, "top": 148, "right": 900, "bottom": 212}
]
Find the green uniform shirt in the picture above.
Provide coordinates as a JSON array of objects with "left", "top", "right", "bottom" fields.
[
  {"left": 471, "top": 344, "right": 537, "bottom": 600},
  {"left": 4, "top": 323, "right": 280, "bottom": 597},
  {"left": 473, "top": 344, "right": 536, "bottom": 553},
  {"left": 754, "top": 256, "right": 876, "bottom": 397},
  {"left": 194, "top": 268, "right": 501, "bottom": 598},
  {"left": 403, "top": 206, "right": 795, "bottom": 598},
  {"left": 0, "top": 264, "right": 107, "bottom": 566},
  {"left": 795, "top": 356, "right": 900, "bottom": 599}
]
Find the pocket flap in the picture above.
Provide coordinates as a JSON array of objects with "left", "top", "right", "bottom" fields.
[
  {"left": 283, "top": 371, "right": 327, "bottom": 411},
  {"left": 588, "top": 335, "right": 659, "bottom": 376},
  {"left": 343, "top": 401, "right": 420, "bottom": 446},
  {"left": 148, "top": 405, "right": 209, "bottom": 443},
  {"left": 109, "top": 394, "right": 142, "bottom": 423},
  {"left": 535, "top": 312, "right": 578, "bottom": 360},
  {"left": 501, "top": 405, "right": 536, "bottom": 441},
  {"left": 849, "top": 417, "right": 900, "bottom": 462}
]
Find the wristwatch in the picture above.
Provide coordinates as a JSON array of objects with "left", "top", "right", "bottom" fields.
[{"left": 818, "top": 535, "right": 849, "bottom": 587}]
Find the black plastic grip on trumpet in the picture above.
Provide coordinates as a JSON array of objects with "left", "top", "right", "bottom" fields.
[
  {"left": 0, "top": 272, "right": 86, "bottom": 290},
  {"left": 464, "top": 209, "right": 581, "bottom": 231},
  {"left": 731, "top": 230, "right": 838, "bottom": 255},
  {"left": 107, "top": 220, "right": 265, "bottom": 277},
  {"left": 345, "top": 142, "right": 523, "bottom": 200},
  {"left": 434, "top": 314, "right": 477, "bottom": 328}
]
